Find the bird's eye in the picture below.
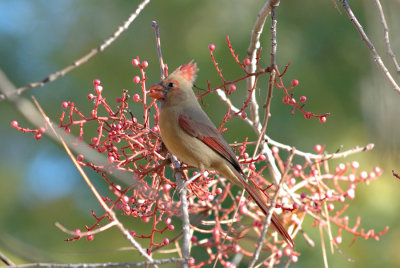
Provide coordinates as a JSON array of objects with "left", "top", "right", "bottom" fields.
[{"left": 168, "top": 82, "right": 175, "bottom": 88}]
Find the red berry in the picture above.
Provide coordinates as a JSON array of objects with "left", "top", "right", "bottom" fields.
[
  {"left": 62, "top": 101, "right": 69, "bottom": 108},
  {"left": 141, "top": 216, "right": 150, "bottom": 223},
  {"left": 163, "top": 238, "right": 170, "bottom": 245},
  {"left": 191, "top": 236, "right": 197, "bottom": 243},
  {"left": 35, "top": 133, "right": 42, "bottom": 140},
  {"left": 314, "top": 144, "right": 323, "bottom": 153},
  {"left": 283, "top": 96, "right": 290, "bottom": 104},
  {"left": 93, "top": 79, "right": 101, "bottom": 86},
  {"left": 163, "top": 184, "right": 171, "bottom": 191},
  {"left": 216, "top": 188, "right": 223, "bottom": 194},
  {"left": 351, "top": 161, "right": 359, "bottom": 169},
  {"left": 168, "top": 225, "right": 175, "bottom": 231},
  {"left": 291, "top": 79, "right": 299, "bottom": 87},
  {"left": 320, "top": 116, "right": 327, "bottom": 123},
  {"left": 74, "top": 229, "right": 81, "bottom": 236},
  {"left": 87, "top": 93, "right": 94, "bottom": 100},
  {"left": 133, "top": 94, "right": 141, "bottom": 102},
  {"left": 240, "top": 112, "right": 247, "bottom": 119},
  {"left": 299, "top": 96, "right": 307, "bottom": 102},
  {"left": 86, "top": 234, "right": 94, "bottom": 241},
  {"left": 239, "top": 205, "right": 248, "bottom": 214},
  {"left": 11, "top": 120, "right": 18, "bottom": 128},
  {"left": 133, "top": 76, "right": 140, "bottom": 84},
  {"left": 142, "top": 61, "right": 149, "bottom": 68},
  {"left": 77, "top": 154, "right": 84, "bottom": 161},
  {"left": 243, "top": 58, "right": 251, "bottom": 66},
  {"left": 229, "top": 84, "right": 236, "bottom": 93},
  {"left": 39, "top": 127, "right": 46, "bottom": 133},
  {"left": 291, "top": 255, "right": 298, "bottom": 263},
  {"left": 208, "top": 44, "right": 215, "bottom": 51},
  {"left": 95, "top": 85, "right": 103, "bottom": 93},
  {"left": 334, "top": 236, "right": 342, "bottom": 244},
  {"left": 132, "top": 58, "right": 140, "bottom": 66},
  {"left": 284, "top": 247, "right": 292, "bottom": 256},
  {"left": 165, "top": 217, "right": 172, "bottom": 225},
  {"left": 152, "top": 126, "right": 159, "bottom": 132},
  {"left": 346, "top": 188, "right": 355, "bottom": 199}
]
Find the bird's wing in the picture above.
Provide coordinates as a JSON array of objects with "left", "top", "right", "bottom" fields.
[
  {"left": 178, "top": 113, "right": 242, "bottom": 173},
  {"left": 178, "top": 112, "right": 294, "bottom": 248}
]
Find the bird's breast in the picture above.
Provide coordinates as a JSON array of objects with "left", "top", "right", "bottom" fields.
[{"left": 158, "top": 106, "right": 220, "bottom": 170}]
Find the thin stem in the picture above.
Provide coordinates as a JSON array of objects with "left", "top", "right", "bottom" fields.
[
  {"left": 340, "top": 0, "right": 400, "bottom": 94},
  {"left": 374, "top": 0, "right": 400, "bottom": 76}
]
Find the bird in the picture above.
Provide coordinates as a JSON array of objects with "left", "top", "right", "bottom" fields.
[{"left": 148, "top": 61, "right": 294, "bottom": 248}]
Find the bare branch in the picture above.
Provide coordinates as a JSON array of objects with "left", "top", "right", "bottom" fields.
[
  {"left": 152, "top": 21, "right": 166, "bottom": 79},
  {"left": 253, "top": 2, "right": 279, "bottom": 162},
  {"left": 0, "top": 0, "right": 151, "bottom": 102},
  {"left": 0, "top": 250, "right": 15, "bottom": 266},
  {"left": 174, "top": 156, "right": 191, "bottom": 268},
  {"left": 247, "top": 0, "right": 281, "bottom": 130},
  {"left": 340, "top": 0, "right": 400, "bottom": 94},
  {"left": 5, "top": 258, "right": 187, "bottom": 268},
  {"left": 374, "top": 0, "right": 400, "bottom": 76}
]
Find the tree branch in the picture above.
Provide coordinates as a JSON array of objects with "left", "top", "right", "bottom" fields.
[
  {"left": 340, "top": 0, "right": 400, "bottom": 94},
  {"left": 0, "top": 0, "right": 151, "bottom": 102}
]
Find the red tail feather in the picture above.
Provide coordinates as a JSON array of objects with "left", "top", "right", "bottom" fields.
[{"left": 235, "top": 172, "right": 294, "bottom": 248}]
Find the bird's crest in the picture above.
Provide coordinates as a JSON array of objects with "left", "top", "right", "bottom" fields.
[{"left": 173, "top": 61, "right": 198, "bottom": 83}]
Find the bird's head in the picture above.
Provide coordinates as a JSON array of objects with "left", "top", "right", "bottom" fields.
[{"left": 149, "top": 61, "right": 198, "bottom": 106}]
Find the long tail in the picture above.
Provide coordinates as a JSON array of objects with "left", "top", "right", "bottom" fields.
[{"left": 233, "top": 170, "right": 294, "bottom": 248}]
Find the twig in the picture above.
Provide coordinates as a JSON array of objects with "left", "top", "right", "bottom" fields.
[
  {"left": 55, "top": 221, "right": 117, "bottom": 237},
  {"left": 0, "top": 250, "right": 15, "bottom": 266},
  {"left": 252, "top": 3, "right": 279, "bottom": 162},
  {"left": 339, "top": 0, "right": 400, "bottom": 94},
  {"left": 246, "top": 0, "right": 281, "bottom": 129},
  {"left": 266, "top": 139, "right": 374, "bottom": 160},
  {"left": 248, "top": 147, "right": 295, "bottom": 268},
  {"left": 6, "top": 258, "right": 187, "bottom": 268},
  {"left": 0, "top": 0, "right": 151, "bottom": 102},
  {"left": 319, "top": 224, "right": 329, "bottom": 268},
  {"left": 172, "top": 156, "right": 191, "bottom": 268},
  {"left": 31, "top": 97, "right": 155, "bottom": 264},
  {"left": 374, "top": 0, "right": 400, "bottom": 76},
  {"left": 152, "top": 21, "right": 166, "bottom": 79}
]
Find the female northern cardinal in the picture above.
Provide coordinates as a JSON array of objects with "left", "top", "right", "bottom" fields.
[{"left": 148, "top": 61, "right": 294, "bottom": 248}]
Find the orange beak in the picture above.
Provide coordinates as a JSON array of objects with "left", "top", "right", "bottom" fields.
[{"left": 148, "top": 83, "right": 166, "bottom": 100}]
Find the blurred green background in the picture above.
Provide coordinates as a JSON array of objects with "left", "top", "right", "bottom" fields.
[{"left": 1, "top": 0, "right": 399, "bottom": 267}]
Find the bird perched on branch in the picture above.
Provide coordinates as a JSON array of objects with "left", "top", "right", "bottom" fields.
[{"left": 148, "top": 61, "right": 294, "bottom": 248}]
